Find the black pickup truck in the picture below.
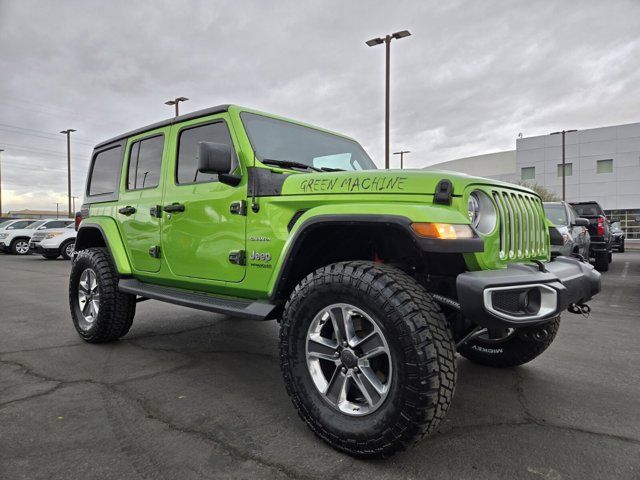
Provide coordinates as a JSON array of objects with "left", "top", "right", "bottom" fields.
[{"left": 570, "top": 201, "right": 612, "bottom": 271}]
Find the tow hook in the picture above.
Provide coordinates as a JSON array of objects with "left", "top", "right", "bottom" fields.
[{"left": 568, "top": 303, "right": 591, "bottom": 317}]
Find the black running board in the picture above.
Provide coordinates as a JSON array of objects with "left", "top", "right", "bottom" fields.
[{"left": 118, "top": 278, "right": 278, "bottom": 321}]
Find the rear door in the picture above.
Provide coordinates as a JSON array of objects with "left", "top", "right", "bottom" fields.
[
  {"left": 160, "top": 114, "right": 247, "bottom": 282},
  {"left": 115, "top": 130, "right": 167, "bottom": 273}
]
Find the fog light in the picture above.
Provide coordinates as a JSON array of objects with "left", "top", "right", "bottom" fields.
[{"left": 484, "top": 284, "right": 558, "bottom": 321}]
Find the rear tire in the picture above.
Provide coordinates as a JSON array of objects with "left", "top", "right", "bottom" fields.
[
  {"left": 619, "top": 241, "right": 625, "bottom": 253},
  {"left": 69, "top": 248, "right": 136, "bottom": 343},
  {"left": 280, "top": 261, "right": 456, "bottom": 458},
  {"left": 594, "top": 251, "right": 609, "bottom": 271},
  {"left": 458, "top": 318, "right": 560, "bottom": 368}
]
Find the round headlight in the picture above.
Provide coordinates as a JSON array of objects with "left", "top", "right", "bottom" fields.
[{"left": 467, "top": 190, "right": 497, "bottom": 235}]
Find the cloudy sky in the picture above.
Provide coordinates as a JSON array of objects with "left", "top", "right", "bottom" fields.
[{"left": 1, "top": 0, "right": 639, "bottom": 212}]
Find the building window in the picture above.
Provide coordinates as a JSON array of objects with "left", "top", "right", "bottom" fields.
[
  {"left": 597, "top": 159, "right": 613, "bottom": 174},
  {"left": 557, "top": 163, "right": 572, "bottom": 177},
  {"left": 521, "top": 166, "right": 535, "bottom": 180}
]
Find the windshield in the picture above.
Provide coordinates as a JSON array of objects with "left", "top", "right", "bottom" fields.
[
  {"left": 241, "top": 112, "right": 376, "bottom": 171},
  {"left": 544, "top": 204, "right": 568, "bottom": 225},
  {"left": 29, "top": 221, "right": 46, "bottom": 230},
  {"left": 0, "top": 220, "right": 13, "bottom": 229}
]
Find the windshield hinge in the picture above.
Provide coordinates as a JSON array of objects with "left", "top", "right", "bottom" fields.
[{"left": 434, "top": 179, "right": 454, "bottom": 205}]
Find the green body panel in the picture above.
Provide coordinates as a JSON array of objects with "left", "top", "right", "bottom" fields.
[
  {"left": 115, "top": 126, "right": 171, "bottom": 273},
  {"left": 80, "top": 216, "right": 133, "bottom": 276},
  {"left": 83, "top": 104, "right": 550, "bottom": 302}
]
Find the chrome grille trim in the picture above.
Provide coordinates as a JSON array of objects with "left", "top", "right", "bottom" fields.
[{"left": 490, "top": 189, "right": 547, "bottom": 260}]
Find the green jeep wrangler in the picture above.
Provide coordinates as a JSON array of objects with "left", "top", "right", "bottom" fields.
[{"left": 70, "top": 105, "right": 600, "bottom": 457}]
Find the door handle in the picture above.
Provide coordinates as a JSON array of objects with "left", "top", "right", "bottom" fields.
[
  {"left": 163, "top": 203, "right": 185, "bottom": 213},
  {"left": 118, "top": 206, "right": 136, "bottom": 216}
]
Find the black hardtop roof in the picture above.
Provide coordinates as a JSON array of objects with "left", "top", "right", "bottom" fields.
[{"left": 94, "top": 104, "right": 230, "bottom": 149}]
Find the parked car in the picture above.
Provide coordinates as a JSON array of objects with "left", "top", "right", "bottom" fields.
[
  {"left": 610, "top": 221, "right": 625, "bottom": 252},
  {"left": 0, "top": 219, "right": 74, "bottom": 255},
  {"left": 543, "top": 201, "right": 590, "bottom": 259},
  {"left": 0, "top": 218, "right": 37, "bottom": 231},
  {"left": 70, "top": 104, "right": 601, "bottom": 458},
  {"left": 570, "top": 201, "right": 613, "bottom": 272},
  {"left": 30, "top": 223, "right": 77, "bottom": 260}
]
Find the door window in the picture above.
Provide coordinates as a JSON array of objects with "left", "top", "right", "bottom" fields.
[
  {"left": 88, "top": 146, "right": 123, "bottom": 196},
  {"left": 127, "top": 135, "right": 164, "bottom": 190},
  {"left": 176, "top": 122, "right": 237, "bottom": 184}
]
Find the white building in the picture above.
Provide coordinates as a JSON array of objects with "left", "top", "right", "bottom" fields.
[{"left": 426, "top": 121, "right": 640, "bottom": 238}]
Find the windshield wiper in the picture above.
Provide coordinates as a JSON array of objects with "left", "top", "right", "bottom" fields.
[
  {"left": 319, "top": 167, "right": 345, "bottom": 172},
  {"left": 261, "top": 158, "right": 321, "bottom": 172}
]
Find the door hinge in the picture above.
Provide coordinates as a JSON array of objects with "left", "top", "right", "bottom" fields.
[
  {"left": 230, "top": 200, "right": 247, "bottom": 216},
  {"left": 148, "top": 246, "right": 161, "bottom": 258},
  {"left": 228, "top": 250, "right": 246, "bottom": 266},
  {"left": 150, "top": 205, "right": 162, "bottom": 218}
]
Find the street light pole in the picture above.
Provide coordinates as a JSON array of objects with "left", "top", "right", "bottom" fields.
[
  {"left": 60, "top": 129, "right": 76, "bottom": 218},
  {"left": 550, "top": 129, "right": 577, "bottom": 201},
  {"left": 393, "top": 150, "right": 410, "bottom": 169},
  {"left": 366, "top": 30, "right": 411, "bottom": 169},
  {"left": 165, "top": 97, "right": 189, "bottom": 117}
]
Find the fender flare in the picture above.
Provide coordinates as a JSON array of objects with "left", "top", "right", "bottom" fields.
[
  {"left": 268, "top": 212, "right": 483, "bottom": 301},
  {"left": 75, "top": 219, "right": 132, "bottom": 276}
]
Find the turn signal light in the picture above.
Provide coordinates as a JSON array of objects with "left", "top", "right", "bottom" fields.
[{"left": 411, "top": 223, "right": 474, "bottom": 239}]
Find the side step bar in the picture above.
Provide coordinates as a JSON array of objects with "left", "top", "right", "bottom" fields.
[{"left": 118, "top": 278, "right": 278, "bottom": 321}]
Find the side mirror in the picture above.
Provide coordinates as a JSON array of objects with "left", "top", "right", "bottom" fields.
[
  {"left": 573, "top": 218, "right": 589, "bottom": 227},
  {"left": 197, "top": 142, "right": 241, "bottom": 186}
]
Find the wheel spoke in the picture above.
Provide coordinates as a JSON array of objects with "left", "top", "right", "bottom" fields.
[
  {"left": 359, "top": 366, "right": 385, "bottom": 395},
  {"left": 81, "top": 298, "right": 91, "bottom": 316},
  {"left": 356, "top": 331, "right": 386, "bottom": 358},
  {"left": 329, "top": 306, "right": 356, "bottom": 346},
  {"left": 352, "top": 370, "right": 382, "bottom": 406},
  {"left": 89, "top": 271, "right": 98, "bottom": 292},
  {"left": 325, "top": 368, "right": 348, "bottom": 404},
  {"left": 91, "top": 299, "right": 100, "bottom": 317},
  {"left": 307, "top": 336, "right": 338, "bottom": 361}
]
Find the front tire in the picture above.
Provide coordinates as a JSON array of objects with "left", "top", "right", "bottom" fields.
[
  {"left": 619, "top": 241, "right": 625, "bottom": 253},
  {"left": 69, "top": 248, "right": 136, "bottom": 343},
  {"left": 458, "top": 318, "right": 560, "bottom": 368},
  {"left": 11, "top": 238, "right": 30, "bottom": 255},
  {"left": 280, "top": 261, "right": 456, "bottom": 458}
]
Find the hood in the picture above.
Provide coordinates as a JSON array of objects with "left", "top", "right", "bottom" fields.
[{"left": 280, "top": 169, "right": 535, "bottom": 196}]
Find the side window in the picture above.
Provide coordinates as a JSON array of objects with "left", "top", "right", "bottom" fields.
[
  {"left": 176, "top": 122, "right": 237, "bottom": 184},
  {"left": 88, "top": 146, "right": 123, "bottom": 196},
  {"left": 9, "top": 221, "right": 31, "bottom": 229},
  {"left": 45, "top": 221, "right": 69, "bottom": 228},
  {"left": 127, "top": 135, "right": 164, "bottom": 190}
]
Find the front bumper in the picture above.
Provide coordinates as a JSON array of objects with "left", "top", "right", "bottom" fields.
[
  {"left": 456, "top": 256, "right": 601, "bottom": 328},
  {"left": 29, "top": 242, "right": 59, "bottom": 255}
]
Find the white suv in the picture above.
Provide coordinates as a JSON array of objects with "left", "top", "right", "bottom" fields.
[
  {"left": 30, "top": 223, "right": 77, "bottom": 260},
  {"left": 0, "top": 219, "right": 73, "bottom": 255}
]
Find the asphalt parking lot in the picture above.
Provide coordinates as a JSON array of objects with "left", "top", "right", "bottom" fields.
[{"left": 1, "top": 253, "right": 639, "bottom": 480}]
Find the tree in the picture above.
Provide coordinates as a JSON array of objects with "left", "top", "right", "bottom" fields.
[{"left": 517, "top": 181, "right": 561, "bottom": 202}]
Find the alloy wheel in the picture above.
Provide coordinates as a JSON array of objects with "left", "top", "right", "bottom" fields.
[
  {"left": 305, "top": 303, "right": 392, "bottom": 416},
  {"left": 77, "top": 268, "right": 100, "bottom": 330},
  {"left": 15, "top": 241, "right": 29, "bottom": 255}
]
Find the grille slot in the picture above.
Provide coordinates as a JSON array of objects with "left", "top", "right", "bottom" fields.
[{"left": 491, "top": 190, "right": 547, "bottom": 261}]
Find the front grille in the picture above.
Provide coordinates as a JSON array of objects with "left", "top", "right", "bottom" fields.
[{"left": 491, "top": 190, "right": 548, "bottom": 260}]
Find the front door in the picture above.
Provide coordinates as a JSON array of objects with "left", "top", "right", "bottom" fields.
[
  {"left": 116, "top": 131, "right": 166, "bottom": 273},
  {"left": 161, "top": 115, "right": 246, "bottom": 282}
]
